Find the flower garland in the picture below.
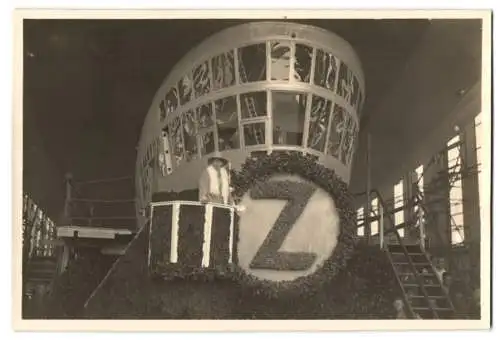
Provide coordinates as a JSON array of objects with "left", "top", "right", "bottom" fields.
[{"left": 230, "top": 151, "right": 358, "bottom": 299}]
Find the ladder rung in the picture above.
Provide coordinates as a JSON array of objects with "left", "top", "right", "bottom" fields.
[
  {"left": 391, "top": 252, "right": 425, "bottom": 256},
  {"left": 394, "top": 262, "right": 430, "bottom": 266},
  {"left": 403, "top": 282, "right": 441, "bottom": 288},
  {"left": 410, "top": 295, "right": 448, "bottom": 299},
  {"left": 399, "top": 272, "right": 435, "bottom": 277},
  {"left": 413, "top": 307, "right": 453, "bottom": 312}
]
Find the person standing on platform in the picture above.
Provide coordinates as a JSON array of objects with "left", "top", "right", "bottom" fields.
[{"left": 198, "top": 153, "right": 233, "bottom": 205}]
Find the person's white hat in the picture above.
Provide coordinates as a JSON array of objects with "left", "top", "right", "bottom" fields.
[{"left": 207, "top": 151, "right": 229, "bottom": 166}]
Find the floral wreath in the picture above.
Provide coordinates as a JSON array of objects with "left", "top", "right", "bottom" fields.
[{"left": 229, "top": 151, "right": 358, "bottom": 299}]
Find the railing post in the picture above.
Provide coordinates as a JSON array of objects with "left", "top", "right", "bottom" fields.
[
  {"left": 364, "top": 132, "right": 372, "bottom": 242},
  {"left": 419, "top": 206, "right": 425, "bottom": 250},
  {"left": 380, "top": 198, "right": 384, "bottom": 249},
  {"left": 63, "top": 172, "right": 73, "bottom": 225}
]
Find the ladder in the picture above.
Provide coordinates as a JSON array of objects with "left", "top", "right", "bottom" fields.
[
  {"left": 369, "top": 190, "right": 457, "bottom": 319},
  {"left": 238, "top": 56, "right": 265, "bottom": 145}
]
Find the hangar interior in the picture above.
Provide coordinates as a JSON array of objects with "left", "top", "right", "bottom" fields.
[{"left": 21, "top": 19, "right": 486, "bottom": 319}]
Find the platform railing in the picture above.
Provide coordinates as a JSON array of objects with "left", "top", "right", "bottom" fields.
[
  {"left": 148, "top": 200, "right": 238, "bottom": 277},
  {"left": 23, "top": 193, "right": 58, "bottom": 260},
  {"left": 63, "top": 173, "right": 136, "bottom": 229}
]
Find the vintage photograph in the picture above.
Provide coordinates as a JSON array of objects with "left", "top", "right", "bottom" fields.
[{"left": 14, "top": 10, "right": 491, "bottom": 330}]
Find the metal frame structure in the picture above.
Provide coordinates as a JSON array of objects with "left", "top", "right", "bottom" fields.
[{"left": 136, "top": 22, "right": 366, "bottom": 229}]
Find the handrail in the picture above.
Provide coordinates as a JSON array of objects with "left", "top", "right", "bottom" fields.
[
  {"left": 369, "top": 189, "right": 439, "bottom": 319},
  {"left": 386, "top": 248, "right": 417, "bottom": 319},
  {"left": 70, "top": 216, "right": 136, "bottom": 220},
  {"left": 150, "top": 200, "right": 236, "bottom": 211},
  {"left": 420, "top": 250, "right": 457, "bottom": 312},
  {"left": 371, "top": 189, "right": 455, "bottom": 316},
  {"left": 73, "top": 175, "right": 133, "bottom": 185},
  {"left": 70, "top": 198, "right": 136, "bottom": 204},
  {"left": 63, "top": 173, "right": 136, "bottom": 228}
]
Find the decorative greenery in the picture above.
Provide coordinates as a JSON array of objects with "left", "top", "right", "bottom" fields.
[
  {"left": 234, "top": 244, "right": 401, "bottom": 319},
  {"left": 41, "top": 249, "right": 118, "bottom": 318},
  {"left": 82, "top": 234, "right": 401, "bottom": 319},
  {"left": 149, "top": 151, "right": 357, "bottom": 299},
  {"left": 229, "top": 150, "right": 357, "bottom": 299},
  {"left": 151, "top": 263, "right": 237, "bottom": 281},
  {"left": 53, "top": 151, "right": 405, "bottom": 319},
  {"left": 148, "top": 199, "right": 236, "bottom": 280}
]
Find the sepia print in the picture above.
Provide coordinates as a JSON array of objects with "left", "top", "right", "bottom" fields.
[{"left": 14, "top": 9, "right": 491, "bottom": 332}]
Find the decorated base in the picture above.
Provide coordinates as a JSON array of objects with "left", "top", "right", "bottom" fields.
[
  {"left": 79, "top": 227, "right": 400, "bottom": 319},
  {"left": 149, "top": 201, "right": 236, "bottom": 280},
  {"left": 44, "top": 152, "right": 400, "bottom": 319}
]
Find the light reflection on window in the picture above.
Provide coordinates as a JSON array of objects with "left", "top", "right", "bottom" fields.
[
  {"left": 183, "top": 110, "right": 198, "bottom": 161},
  {"left": 340, "top": 115, "right": 355, "bottom": 165},
  {"left": 346, "top": 121, "right": 358, "bottom": 165},
  {"left": 238, "top": 44, "right": 266, "bottom": 83},
  {"left": 270, "top": 41, "right": 291, "bottom": 81},
  {"left": 314, "top": 49, "right": 337, "bottom": 90},
  {"left": 212, "top": 51, "right": 235, "bottom": 90},
  {"left": 307, "top": 95, "right": 332, "bottom": 152},
  {"left": 168, "top": 116, "right": 185, "bottom": 166},
  {"left": 193, "top": 61, "right": 211, "bottom": 98},
  {"left": 293, "top": 44, "right": 313, "bottom": 83},
  {"left": 160, "top": 87, "right": 179, "bottom": 121},
  {"left": 215, "top": 96, "right": 240, "bottom": 151},
  {"left": 327, "top": 104, "right": 347, "bottom": 158},
  {"left": 178, "top": 74, "right": 193, "bottom": 106},
  {"left": 337, "top": 61, "right": 360, "bottom": 108},
  {"left": 272, "top": 92, "right": 307, "bottom": 146},
  {"left": 197, "top": 103, "right": 214, "bottom": 130}
]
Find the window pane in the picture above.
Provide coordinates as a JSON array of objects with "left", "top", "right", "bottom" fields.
[
  {"left": 272, "top": 92, "right": 307, "bottom": 146},
  {"left": 314, "top": 49, "right": 337, "bottom": 90},
  {"left": 211, "top": 51, "right": 235, "bottom": 90},
  {"left": 371, "top": 197, "right": 379, "bottom": 235},
  {"left": 197, "top": 103, "right": 214, "bottom": 130},
  {"left": 357, "top": 207, "right": 365, "bottom": 235},
  {"left": 193, "top": 61, "right": 211, "bottom": 98},
  {"left": 160, "top": 87, "right": 179, "bottom": 121},
  {"left": 394, "top": 179, "right": 405, "bottom": 237},
  {"left": 307, "top": 95, "right": 332, "bottom": 152},
  {"left": 357, "top": 227, "right": 364, "bottom": 237},
  {"left": 447, "top": 134, "right": 464, "bottom": 245},
  {"left": 327, "top": 104, "right": 347, "bottom": 158},
  {"left": 337, "top": 61, "right": 360, "bottom": 108},
  {"left": 243, "top": 122, "right": 266, "bottom": 146},
  {"left": 270, "top": 41, "right": 291, "bottom": 81},
  {"left": 178, "top": 74, "right": 193, "bottom": 106},
  {"left": 240, "top": 91, "right": 267, "bottom": 119},
  {"left": 200, "top": 131, "right": 215, "bottom": 156},
  {"left": 293, "top": 44, "right": 313, "bottom": 83},
  {"left": 475, "top": 112, "right": 485, "bottom": 231},
  {"left": 215, "top": 96, "right": 240, "bottom": 151},
  {"left": 182, "top": 110, "right": 198, "bottom": 161},
  {"left": 168, "top": 116, "right": 185, "bottom": 166},
  {"left": 238, "top": 44, "right": 266, "bottom": 83}
]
